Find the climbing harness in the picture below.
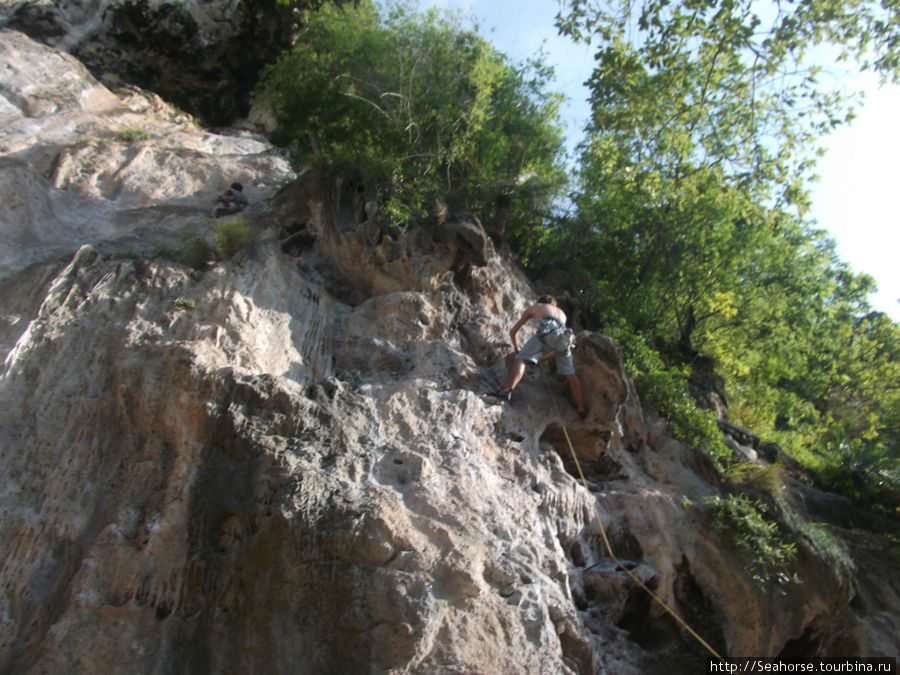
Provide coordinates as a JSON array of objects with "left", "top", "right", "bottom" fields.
[
  {"left": 536, "top": 319, "right": 575, "bottom": 351},
  {"left": 536, "top": 316, "right": 565, "bottom": 337},
  {"left": 541, "top": 375, "right": 725, "bottom": 663}
]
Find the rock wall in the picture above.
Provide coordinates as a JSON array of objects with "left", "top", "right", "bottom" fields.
[
  {"left": 1, "top": 30, "right": 897, "bottom": 674},
  {"left": 0, "top": 28, "right": 292, "bottom": 279},
  {"left": 0, "top": 0, "right": 297, "bottom": 125}
]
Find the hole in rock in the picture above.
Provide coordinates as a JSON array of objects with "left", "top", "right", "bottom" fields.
[
  {"left": 669, "top": 557, "right": 727, "bottom": 663},
  {"left": 279, "top": 222, "right": 316, "bottom": 256},
  {"left": 778, "top": 623, "right": 859, "bottom": 659},
  {"left": 605, "top": 524, "right": 644, "bottom": 563}
]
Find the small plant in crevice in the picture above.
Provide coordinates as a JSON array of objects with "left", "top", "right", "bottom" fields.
[
  {"left": 174, "top": 297, "right": 197, "bottom": 311},
  {"left": 118, "top": 126, "right": 151, "bottom": 142},
  {"left": 795, "top": 519, "right": 853, "bottom": 572},
  {"left": 180, "top": 232, "right": 213, "bottom": 270},
  {"left": 379, "top": 194, "right": 424, "bottom": 232},
  {"left": 700, "top": 493, "right": 799, "bottom": 588},
  {"left": 213, "top": 217, "right": 256, "bottom": 258},
  {"left": 148, "top": 242, "right": 181, "bottom": 260}
]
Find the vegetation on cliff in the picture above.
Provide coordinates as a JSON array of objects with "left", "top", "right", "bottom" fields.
[
  {"left": 550, "top": 0, "right": 900, "bottom": 510},
  {"left": 258, "top": 1, "right": 568, "bottom": 232},
  {"left": 259, "top": 0, "right": 899, "bottom": 514}
]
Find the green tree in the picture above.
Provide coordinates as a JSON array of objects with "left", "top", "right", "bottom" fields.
[
  {"left": 257, "top": 0, "right": 568, "bottom": 227},
  {"left": 555, "top": 0, "right": 898, "bottom": 350},
  {"left": 546, "top": 0, "right": 900, "bottom": 501}
]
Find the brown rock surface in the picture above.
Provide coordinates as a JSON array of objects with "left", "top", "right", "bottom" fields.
[{"left": 1, "top": 29, "right": 897, "bottom": 674}]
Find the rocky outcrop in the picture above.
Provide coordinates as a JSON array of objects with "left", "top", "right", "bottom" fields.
[
  {"left": 0, "top": 0, "right": 297, "bottom": 125},
  {"left": 0, "top": 27, "right": 293, "bottom": 279},
  {"left": 1, "top": 30, "right": 897, "bottom": 674}
]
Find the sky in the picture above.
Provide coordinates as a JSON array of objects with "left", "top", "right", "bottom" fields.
[
  {"left": 418, "top": 0, "right": 900, "bottom": 322},
  {"left": 808, "top": 76, "right": 900, "bottom": 321}
]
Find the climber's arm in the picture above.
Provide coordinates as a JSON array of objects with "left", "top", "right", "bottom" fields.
[{"left": 509, "top": 305, "right": 537, "bottom": 352}]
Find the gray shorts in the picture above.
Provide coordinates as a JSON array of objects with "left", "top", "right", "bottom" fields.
[{"left": 516, "top": 331, "right": 575, "bottom": 376}]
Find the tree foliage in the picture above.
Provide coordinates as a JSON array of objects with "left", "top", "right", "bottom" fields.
[
  {"left": 556, "top": 0, "right": 897, "bottom": 344},
  {"left": 257, "top": 0, "right": 568, "bottom": 227},
  {"left": 547, "top": 0, "right": 900, "bottom": 503}
]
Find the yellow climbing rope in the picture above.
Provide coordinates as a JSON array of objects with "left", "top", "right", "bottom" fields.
[{"left": 541, "top": 377, "right": 725, "bottom": 662}]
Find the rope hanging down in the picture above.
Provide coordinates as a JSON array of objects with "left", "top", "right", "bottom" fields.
[{"left": 541, "top": 376, "right": 725, "bottom": 663}]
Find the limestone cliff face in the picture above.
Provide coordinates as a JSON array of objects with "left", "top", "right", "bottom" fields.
[
  {"left": 0, "top": 0, "right": 296, "bottom": 125},
  {"left": 1, "top": 30, "right": 897, "bottom": 674}
]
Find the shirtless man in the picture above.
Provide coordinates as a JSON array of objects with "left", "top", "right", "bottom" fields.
[{"left": 493, "top": 295, "right": 587, "bottom": 418}]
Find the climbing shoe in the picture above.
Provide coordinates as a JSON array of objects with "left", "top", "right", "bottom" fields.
[
  {"left": 578, "top": 409, "right": 588, "bottom": 420},
  {"left": 489, "top": 390, "right": 512, "bottom": 402}
]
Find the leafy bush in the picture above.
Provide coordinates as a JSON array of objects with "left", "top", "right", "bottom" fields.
[
  {"left": 180, "top": 233, "right": 213, "bottom": 270},
  {"left": 572, "top": 0, "right": 900, "bottom": 515},
  {"left": 609, "top": 323, "right": 730, "bottom": 464},
  {"left": 702, "top": 494, "right": 798, "bottom": 587},
  {"left": 213, "top": 217, "right": 255, "bottom": 258},
  {"left": 256, "top": 0, "right": 567, "bottom": 229},
  {"left": 379, "top": 196, "right": 419, "bottom": 230}
]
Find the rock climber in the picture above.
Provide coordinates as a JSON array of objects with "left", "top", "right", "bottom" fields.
[
  {"left": 211, "top": 182, "right": 248, "bottom": 218},
  {"left": 492, "top": 295, "right": 587, "bottom": 419}
]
